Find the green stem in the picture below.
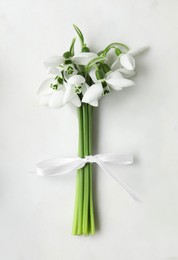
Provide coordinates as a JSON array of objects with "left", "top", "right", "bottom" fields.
[
  {"left": 88, "top": 105, "right": 95, "bottom": 234},
  {"left": 77, "top": 167, "right": 84, "bottom": 234},
  {"left": 72, "top": 172, "right": 79, "bottom": 235},
  {"left": 82, "top": 104, "right": 90, "bottom": 234},
  {"left": 72, "top": 107, "right": 84, "bottom": 235},
  {"left": 102, "top": 42, "right": 129, "bottom": 57}
]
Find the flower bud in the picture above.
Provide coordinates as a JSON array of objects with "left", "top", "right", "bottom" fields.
[
  {"left": 63, "top": 51, "right": 71, "bottom": 59},
  {"left": 95, "top": 69, "right": 104, "bottom": 80},
  {"left": 101, "top": 64, "right": 110, "bottom": 73},
  {"left": 82, "top": 46, "right": 90, "bottom": 52},
  {"left": 115, "top": 48, "right": 121, "bottom": 56}
]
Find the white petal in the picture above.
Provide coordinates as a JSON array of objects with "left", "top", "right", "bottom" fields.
[
  {"left": 118, "top": 68, "right": 136, "bottom": 78},
  {"left": 63, "top": 85, "right": 75, "bottom": 104},
  {"left": 89, "top": 68, "right": 98, "bottom": 83},
  {"left": 120, "top": 54, "right": 135, "bottom": 70},
  {"left": 72, "top": 52, "right": 97, "bottom": 65},
  {"left": 127, "top": 47, "right": 148, "bottom": 56},
  {"left": 43, "top": 56, "right": 64, "bottom": 69},
  {"left": 111, "top": 59, "right": 121, "bottom": 71},
  {"left": 82, "top": 83, "right": 103, "bottom": 103},
  {"left": 38, "top": 78, "right": 54, "bottom": 95},
  {"left": 89, "top": 99, "right": 99, "bottom": 107},
  {"left": 70, "top": 95, "right": 81, "bottom": 107},
  {"left": 106, "top": 78, "right": 135, "bottom": 90},
  {"left": 47, "top": 67, "right": 62, "bottom": 76},
  {"left": 67, "top": 75, "right": 85, "bottom": 85},
  {"left": 106, "top": 70, "right": 123, "bottom": 80},
  {"left": 82, "top": 83, "right": 89, "bottom": 95},
  {"left": 48, "top": 90, "right": 64, "bottom": 108}
]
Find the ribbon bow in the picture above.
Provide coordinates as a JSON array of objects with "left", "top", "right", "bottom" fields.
[{"left": 34, "top": 153, "right": 141, "bottom": 202}]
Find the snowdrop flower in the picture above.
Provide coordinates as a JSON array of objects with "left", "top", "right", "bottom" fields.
[
  {"left": 38, "top": 77, "right": 65, "bottom": 108},
  {"left": 106, "top": 70, "right": 135, "bottom": 90},
  {"left": 83, "top": 70, "right": 135, "bottom": 106},
  {"left": 112, "top": 46, "right": 147, "bottom": 71},
  {"left": 72, "top": 52, "right": 98, "bottom": 65},
  {"left": 63, "top": 75, "right": 86, "bottom": 107},
  {"left": 89, "top": 68, "right": 135, "bottom": 90},
  {"left": 119, "top": 53, "right": 135, "bottom": 71},
  {"left": 43, "top": 55, "right": 78, "bottom": 79},
  {"left": 90, "top": 62, "right": 135, "bottom": 82},
  {"left": 111, "top": 60, "right": 136, "bottom": 78}
]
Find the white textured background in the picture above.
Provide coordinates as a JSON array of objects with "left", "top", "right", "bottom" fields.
[{"left": 1, "top": 0, "right": 178, "bottom": 259}]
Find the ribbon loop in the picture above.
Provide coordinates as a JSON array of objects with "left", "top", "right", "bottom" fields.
[{"left": 33, "top": 153, "right": 141, "bottom": 202}]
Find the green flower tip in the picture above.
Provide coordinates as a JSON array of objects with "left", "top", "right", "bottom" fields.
[
  {"left": 63, "top": 51, "right": 71, "bottom": 59},
  {"left": 115, "top": 48, "right": 121, "bottom": 56},
  {"left": 82, "top": 46, "right": 90, "bottom": 52}
]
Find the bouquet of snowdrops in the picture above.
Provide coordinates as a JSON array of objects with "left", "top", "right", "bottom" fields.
[{"left": 37, "top": 25, "right": 146, "bottom": 236}]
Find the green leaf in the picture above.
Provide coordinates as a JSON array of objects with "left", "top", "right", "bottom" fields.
[
  {"left": 73, "top": 24, "right": 84, "bottom": 46},
  {"left": 69, "top": 37, "right": 76, "bottom": 57}
]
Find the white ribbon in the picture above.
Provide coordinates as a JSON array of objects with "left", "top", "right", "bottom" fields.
[{"left": 34, "top": 153, "right": 141, "bottom": 202}]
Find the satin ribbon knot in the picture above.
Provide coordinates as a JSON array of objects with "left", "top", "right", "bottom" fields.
[
  {"left": 83, "top": 155, "right": 96, "bottom": 163},
  {"left": 33, "top": 153, "right": 141, "bottom": 202}
]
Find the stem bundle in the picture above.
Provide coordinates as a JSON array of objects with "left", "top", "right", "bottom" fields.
[{"left": 72, "top": 104, "right": 95, "bottom": 235}]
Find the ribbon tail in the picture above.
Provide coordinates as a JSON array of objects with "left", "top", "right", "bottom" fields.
[{"left": 96, "top": 160, "right": 141, "bottom": 203}]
